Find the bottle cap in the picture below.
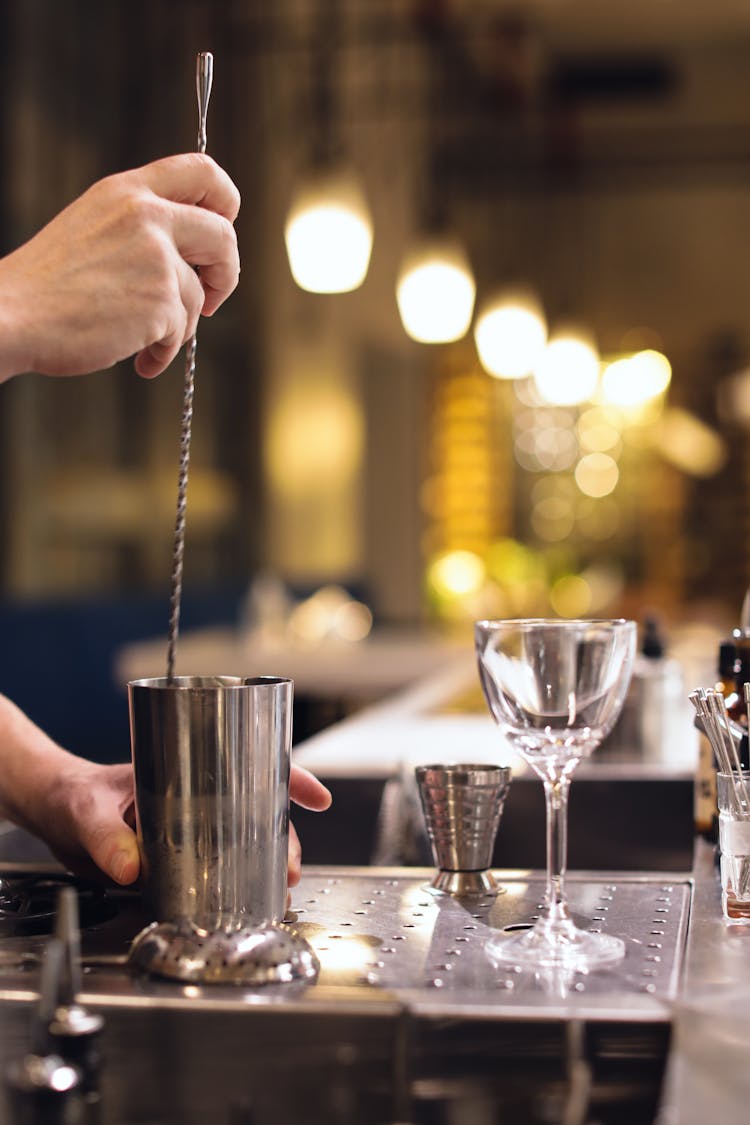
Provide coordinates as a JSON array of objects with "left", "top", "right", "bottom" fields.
[
  {"left": 718, "top": 639, "right": 738, "bottom": 680},
  {"left": 641, "top": 615, "right": 664, "bottom": 659}
]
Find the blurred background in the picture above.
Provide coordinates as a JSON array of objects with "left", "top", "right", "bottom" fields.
[{"left": 1, "top": 0, "right": 750, "bottom": 759}]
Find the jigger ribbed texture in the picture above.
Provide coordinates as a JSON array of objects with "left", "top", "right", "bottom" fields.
[{"left": 415, "top": 764, "right": 511, "bottom": 895}]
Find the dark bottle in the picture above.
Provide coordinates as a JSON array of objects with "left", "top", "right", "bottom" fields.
[
  {"left": 717, "top": 639, "right": 739, "bottom": 695},
  {"left": 727, "top": 630, "right": 749, "bottom": 769}
]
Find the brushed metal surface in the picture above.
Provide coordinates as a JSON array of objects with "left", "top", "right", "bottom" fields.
[
  {"left": 415, "top": 764, "right": 511, "bottom": 883},
  {"left": 0, "top": 868, "right": 690, "bottom": 1023},
  {"left": 0, "top": 865, "right": 689, "bottom": 1124},
  {"left": 128, "top": 676, "right": 292, "bottom": 930}
]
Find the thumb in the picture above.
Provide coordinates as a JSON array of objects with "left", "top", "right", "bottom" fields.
[{"left": 77, "top": 819, "right": 140, "bottom": 885}]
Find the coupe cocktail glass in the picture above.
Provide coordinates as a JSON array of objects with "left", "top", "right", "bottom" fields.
[{"left": 475, "top": 618, "right": 636, "bottom": 970}]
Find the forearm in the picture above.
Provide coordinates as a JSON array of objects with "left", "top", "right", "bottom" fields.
[
  {"left": 0, "top": 693, "right": 140, "bottom": 883},
  {"left": 0, "top": 270, "right": 33, "bottom": 383},
  {"left": 0, "top": 692, "right": 73, "bottom": 830}
]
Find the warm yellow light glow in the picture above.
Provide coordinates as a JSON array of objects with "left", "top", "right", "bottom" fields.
[
  {"left": 633, "top": 349, "right": 671, "bottom": 393},
  {"left": 287, "top": 585, "right": 372, "bottom": 644},
  {"left": 514, "top": 376, "right": 546, "bottom": 407},
  {"left": 266, "top": 382, "right": 364, "bottom": 499},
  {"left": 284, "top": 165, "right": 373, "bottom": 293},
  {"left": 474, "top": 289, "right": 547, "bottom": 379},
  {"left": 334, "top": 600, "right": 373, "bottom": 642},
  {"left": 656, "top": 408, "right": 727, "bottom": 477},
  {"left": 513, "top": 426, "right": 579, "bottom": 473},
  {"left": 574, "top": 452, "right": 619, "bottom": 497},
  {"left": 396, "top": 237, "right": 476, "bottom": 343},
  {"left": 485, "top": 538, "right": 544, "bottom": 585},
  {"left": 426, "top": 549, "right": 486, "bottom": 598},
  {"left": 306, "top": 934, "right": 376, "bottom": 974},
  {"left": 550, "top": 575, "right": 592, "bottom": 618},
  {"left": 400, "top": 884, "right": 440, "bottom": 913},
  {"left": 576, "top": 407, "right": 623, "bottom": 454},
  {"left": 533, "top": 330, "right": 600, "bottom": 406},
  {"left": 531, "top": 496, "right": 575, "bottom": 542},
  {"left": 601, "top": 349, "right": 672, "bottom": 408}
]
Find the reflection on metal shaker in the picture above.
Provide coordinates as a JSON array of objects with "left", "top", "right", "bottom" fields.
[{"left": 128, "top": 675, "right": 293, "bottom": 929}]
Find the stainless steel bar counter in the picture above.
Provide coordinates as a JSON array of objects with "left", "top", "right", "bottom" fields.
[
  {"left": 0, "top": 834, "right": 747, "bottom": 1123},
  {"left": 0, "top": 637, "right": 724, "bottom": 1122},
  {"left": 0, "top": 846, "right": 690, "bottom": 1124},
  {"left": 657, "top": 838, "right": 750, "bottom": 1125}
]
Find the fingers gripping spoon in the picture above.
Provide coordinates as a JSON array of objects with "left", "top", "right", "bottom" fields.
[{"left": 166, "top": 50, "right": 213, "bottom": 684}]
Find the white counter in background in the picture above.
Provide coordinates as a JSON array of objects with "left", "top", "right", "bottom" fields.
[
  {"left": 116, "top": 625, "right": 469, "bottom": 703},
  {"left": 117, "top": 623, "right": 699, "bottom": 780},
  {"left": 291, "top": 649, "right": 698, "bottom": 781}
]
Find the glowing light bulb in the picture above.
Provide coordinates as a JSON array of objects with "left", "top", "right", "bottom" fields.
[
  {"left": 396, "top": 237, "right": 476, "bottom": 344},
  {"left": 601, "top": 349, "right": 672, "bottom": 407},
  {"left": 426, "top": 550, "right": 485, "bottom": 598},
  {"left": 533, "top": 328, "right": 600, "bottom": 406},
  {"left": 284, "top": 165, "right": 373, "bottom": 293},
  {"left": 474, "top": 289, "right": 547, "bottom": 379}
]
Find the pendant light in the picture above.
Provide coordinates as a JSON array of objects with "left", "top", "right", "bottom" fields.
[
  {"left": 395, "top": 13, "right": 475, "bottom": 346},
  {"left": 601, "top": 349, "right": 672, "bottom": 408},
  {"left": 396, "top": 233, "right": 476, "bottom": 344},
  {"left": 533, "top": 325, "right": 600, "bottom": 406},
  {"left": 474, "top": 286, "right": 547, "bottom": 379},
  {"left": 285, "top": 162, "right": 373, "bottom": 294},
  {"left": 284, "top": 0, "right": 373, "bottom": 295}
]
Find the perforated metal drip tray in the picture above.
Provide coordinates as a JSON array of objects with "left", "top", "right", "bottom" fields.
[
  {"left": 288, "top": 868, "right": 691, "bottom": 1022},
  {"left": 0, "top": 867, "right": 690, "bottom": 1024}
]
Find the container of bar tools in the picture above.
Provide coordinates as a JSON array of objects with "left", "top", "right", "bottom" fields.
[
  {"left": 128, "top": 675, "right": 318, "bottom": 985},
  {"left": 415, "top": 764, "right": 512, "bottom": 895}
]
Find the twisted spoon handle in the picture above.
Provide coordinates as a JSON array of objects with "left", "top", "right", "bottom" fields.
[{"left": 166, "top": 51, "right": 213, "bottom": 683}]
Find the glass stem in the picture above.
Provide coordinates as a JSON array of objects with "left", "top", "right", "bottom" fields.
[{"left": 543, "top": 776, "right": 571, "bottom": 928}]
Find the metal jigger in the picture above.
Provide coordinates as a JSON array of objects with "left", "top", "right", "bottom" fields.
[{"left": 415, "top": 764, "right": 512, "bottom": 896}]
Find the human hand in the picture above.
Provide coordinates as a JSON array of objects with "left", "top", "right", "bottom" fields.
[
  {"left": 0, "top": 153, "right": 240, "bottom": 383},
  {"left": 287, "top": 764, "right": 333, "bottom": 888},
  {"left": 0, "top": 684, "right": 332, "bottom": 889},
  {"left": 34, "top": 758, "right": 140, "bottom": 885},
  {"left": 31, "top": 757, "right": 331, "bottom": 890}
]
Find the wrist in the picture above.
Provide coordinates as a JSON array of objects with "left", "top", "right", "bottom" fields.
[
  {"left": 0, "top": 694, "right": 73, "bottom": 831},
  {"left": 0, "top": 253, "right": 37, "bottom": 381}
]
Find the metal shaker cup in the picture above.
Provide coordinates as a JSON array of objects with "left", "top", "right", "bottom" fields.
[{"left": 128, "top": 675, "right": 293, "bottom": 929}]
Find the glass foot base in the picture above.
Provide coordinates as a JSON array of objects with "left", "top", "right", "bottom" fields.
[{"left": 486, "top": 921, "right": 625, "bottom": 971}]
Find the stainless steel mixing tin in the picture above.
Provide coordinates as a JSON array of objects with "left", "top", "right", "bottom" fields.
[{"left": 128, "top": 675, "right": 293, "bottom": 930}]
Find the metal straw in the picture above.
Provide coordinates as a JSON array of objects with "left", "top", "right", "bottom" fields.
[
  {"left": 689, "top": 689, "right": 733, "bottom": 778},
  {"left": 690, "top": 687, "right": 749, "bottom": 813},
  {"left": 706, "top": 689, "right": 749, "bottom": 807},
  {"left": 166, "top": 51, "right": 214, "bottom": 683}
]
